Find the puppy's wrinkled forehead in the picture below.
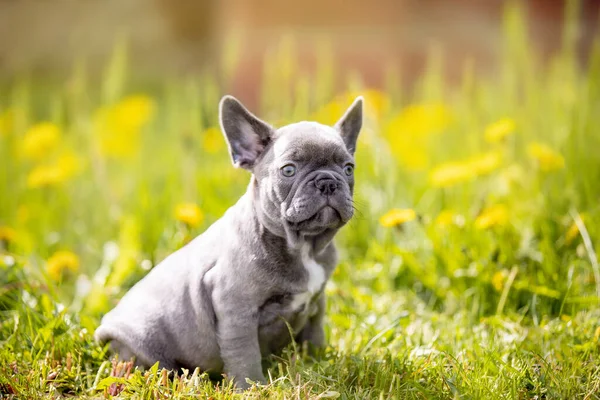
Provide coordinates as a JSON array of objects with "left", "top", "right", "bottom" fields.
[{"left": 272, "top": 122, "right": 349, "bottom": 163}]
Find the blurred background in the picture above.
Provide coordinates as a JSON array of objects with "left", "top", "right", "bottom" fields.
[{"left": 1, "top": 0, "right": 598, "bottom": 106}]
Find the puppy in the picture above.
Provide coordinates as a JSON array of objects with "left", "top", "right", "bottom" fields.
[{"left": 95, "top": 95, "right": 363, "bottom": 389}]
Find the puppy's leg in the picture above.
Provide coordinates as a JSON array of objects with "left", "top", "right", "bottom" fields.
[
  {"left": 109, "top": 340, "right": 142, "bottom": 367},
  {"left": 296, "top": 294, "right": 326, "bottom": 353},
  {"left": 108, "top": 340, "right": 177, "bottom": 371},
  {"left": 213, "top": 290, "right": 265, "bottom": 390}
]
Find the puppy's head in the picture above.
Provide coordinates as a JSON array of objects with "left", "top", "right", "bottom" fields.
[{"left": 219, "top": 95, "right": 362, "bottom": 250}]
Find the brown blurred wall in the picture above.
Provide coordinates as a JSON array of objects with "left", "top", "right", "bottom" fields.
[{"left": 0, "top": 0, "right": 597, "bottom": 103}]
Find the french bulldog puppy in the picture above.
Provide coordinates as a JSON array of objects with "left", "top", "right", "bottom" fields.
[{"left": 95, "top": 95, "right": 363, "bottom": 389}]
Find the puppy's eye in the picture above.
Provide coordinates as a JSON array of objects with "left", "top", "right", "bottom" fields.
[
  {"left": 281, "top": 164, "right": 296, "bottom": 177},
  {"left": 343, "top": 164, "right": 354, "bottom": 176}
]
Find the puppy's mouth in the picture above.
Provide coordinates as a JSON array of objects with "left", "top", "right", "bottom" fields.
[{"left": 288, "top": 205, "right": 342, "bottom": 234}]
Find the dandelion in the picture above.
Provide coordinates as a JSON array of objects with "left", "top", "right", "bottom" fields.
[
  {"left": 312, "top": 101, "right": 346, "bottom": 126},
  {"left": 175, "top": 203, "right": 204, "bottom": 228},
  {"left": 429, "top": 162, "right": 475, "bottom": 187},
  {"left": 468, "top": 151, "right": 503, "bottom": 175},
  {"left": 527, "top": 142, "right": 565, "bottom": 171},
  {"left": 475, "top": 205, "right": 509, "bottom": 230},
  {"left": 0, "top": 226, "right": 17, "bottom": 245},
  {"left": 429, "top": 152, "right": 502, "bottom": 188},
  {"left": 26, "top": 152, "right": 81, "bottom": 188},
  {"left": 94, "top": 94, "right": 155, "bottom": 157},
  {"left": 56, "top": 152, "right": 81, "bottom": 175},
  {"left": 201, "top": 127, "right": 225, "bottom": 154},
  {"left": 492, "top": 270, "right": 507, "bottom": 291},
  {"left": 385, "top": 103, "right": 450, "bottom": 170},
  {"left": 114, "top": 95, "right": 154, "bottom": 129},
  {"left": 27, "top": 166, "right": 64, "bottom": 188},
  {"left": 484, "top": 118, "right": 516, "bottom": 143},
  {"left": 386, "top": 133, "right": 430, "bottom": 170},
  {"left": 21, "top": 122, "right": 61, "bottom": 160},
  {"left": 434, "top": 210, "right": 456, "bottom": 227},
  {"left": 379, "top": 208, "right": 417, "bottom": 228},
  {"left": 387, "top": 103, "right": 452, "bottom": 137},
  {"left": 46, "top": 250, "right": 80, "bottom": 281}
]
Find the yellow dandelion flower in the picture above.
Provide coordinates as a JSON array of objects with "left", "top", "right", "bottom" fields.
[
  {"left": 312, "top": 101, "right": 347, "bottom": 126},
  {"left": 379, "top": 208, "right": 417, "bottom": 228},
  {"left": 175, "top": 203, "right": 204, "bottom": 228},
  {"left": 202, "top": 127, "right": 225, "bottom": 154},
  {"left": 484, "top": 118, "right": 516, "bottom": 143},
  {"left": 56, "top": 151, "right": 81, "bottom": 175},
  {"left": 94, "top": 94, "right": 155, "bottom": 157},
  {"left": 0, "top": 109, "right": 15, "bottom": 137},
  {"left": 112, "top": 95, "right": 155, "bottom": 131},
  {"left": 387, "top": 103, "right": 452, "bottom": 138},
  {"left": 21, "top": 122, "right": 61, "bottom": 160},
  {"left": 0, "top": 226, "right": 17, "bottom": 244},
  {"left": 385, "top": 132, "right": 430, "bottom": 170},
  {"left": 46, "top": 250, "right": 80, "bottom": 281},
  {"left": 429, "top": 162, "right": 475, "bottom": 187},
  {"left": 434, "top": 210, "right": 456, "bottom": 227},
  {"left": 527, "top": 142, "right": 565, "bottom": 171},
  {"left": 27, "top": 165, "right": 64, "bottom": 188},
  {"left": 468, "top": 151, "right": 503, "bottom": 175},
  {"left": 492, "top": 270, "right": 507, "bottom": 291},
  {"left": 26, "top": 152, "right": 81, "bottom": 188},
  {"left": 429, "top": 152, "right": 502, "bottom": 188},
  {"left": 475, "top": 205, "right": 509, "bottom": 230},
  {"left": 400, "top": 148, "right": 429, "bottom": 170}
]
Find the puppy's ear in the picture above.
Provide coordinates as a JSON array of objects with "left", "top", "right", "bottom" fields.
[
  {"left": 219, "top": 95, "right": 273, "bottom": 169},
  {"left": 334, "top": 96, "right": 363, "bottom": 155}
]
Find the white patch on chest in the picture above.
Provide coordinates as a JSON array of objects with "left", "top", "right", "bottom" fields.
[{"left": 289, "top": 244, "right": 326, "bottom": 312}]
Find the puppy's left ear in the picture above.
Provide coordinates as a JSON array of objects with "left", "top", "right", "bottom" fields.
[
  {"left": 334, "top": 96, "right": 363, "bottom": 155},
  {"left": 219, "top": 95, "right": 274, "bottom": 169}
]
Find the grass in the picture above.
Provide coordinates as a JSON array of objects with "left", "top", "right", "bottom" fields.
[{"left": 1, "top": 2, "right": 600, "bottom": 398}]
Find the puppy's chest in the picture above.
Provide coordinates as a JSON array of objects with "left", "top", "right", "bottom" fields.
[
  {"left": 288, "top": 245, "right": 326, "bottom": 313},
  {"left": 261, "top": 245, "right": 327, "bottom": 320}
]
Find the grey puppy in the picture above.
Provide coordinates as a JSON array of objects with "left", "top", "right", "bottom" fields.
[{"left": 95, "top": 95, "right": 363, "bottom": 389}]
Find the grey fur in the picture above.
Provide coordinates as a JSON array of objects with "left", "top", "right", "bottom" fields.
[{"left": 94, "top": 95, "right": 363, "bottom": 389}]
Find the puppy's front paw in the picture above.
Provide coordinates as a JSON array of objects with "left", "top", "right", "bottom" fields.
[{"left": 230, "top": 373, "right": 266, "bottom": 391}]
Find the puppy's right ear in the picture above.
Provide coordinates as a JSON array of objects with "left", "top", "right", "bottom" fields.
[{"left": 219, "top": 95, "right": 273, "bottom": 170}]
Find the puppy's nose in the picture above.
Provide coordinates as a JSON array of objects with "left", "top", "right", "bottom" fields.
[{"left": 315, "top": 174, "right": 339, "bottom": 196}]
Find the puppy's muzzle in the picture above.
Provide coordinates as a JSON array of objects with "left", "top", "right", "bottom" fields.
[{"left": 314, "top": 172, "right": 340, "bottom": 196}]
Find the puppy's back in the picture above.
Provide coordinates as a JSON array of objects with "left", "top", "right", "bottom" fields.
[{"left": 95, "top": 220, "right": 230, "bottom": 372}]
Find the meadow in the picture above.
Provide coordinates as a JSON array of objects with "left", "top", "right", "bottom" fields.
[{"left": 1, "top": 3, "right": 600, "bottom": 399}]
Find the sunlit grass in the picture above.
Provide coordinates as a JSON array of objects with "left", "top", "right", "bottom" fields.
[{"left": 1, "top": 2, "right": 600, "bottom": 398}]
